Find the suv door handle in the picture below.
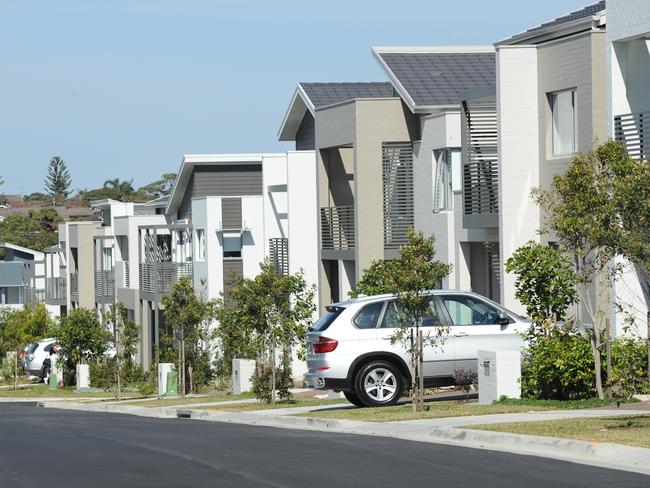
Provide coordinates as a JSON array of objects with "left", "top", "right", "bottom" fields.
[{"left": 453, "top": 332, "right": 469, "bottom": 337}]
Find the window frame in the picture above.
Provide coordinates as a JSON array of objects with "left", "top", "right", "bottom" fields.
[
  {"left": 195, "top": 229, "right": 206, "bottom": 262},
  {"left": 378, "top": 297, "right": 447, "bottom": 329},
  {"left": 437, "top": 293, "right": 510, "bottom": 326},
  {"left": 352, "top": 301, "right": 387, "bottom": 330},
  {"left": 548, "top": 88, "right": 577, "bottom": 157}
]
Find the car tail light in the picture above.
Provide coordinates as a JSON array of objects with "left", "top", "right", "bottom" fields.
[{"left": 312, "top": 336, "right": 338, "bottom": 354}]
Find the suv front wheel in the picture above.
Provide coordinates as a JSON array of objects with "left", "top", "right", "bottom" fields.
[{"left": 355, "top": 360, "right": 402, "bottom": 408}]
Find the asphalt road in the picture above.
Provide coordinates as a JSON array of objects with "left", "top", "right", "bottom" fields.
[{"left": 0, "top": 403, "right": 647, "bottom": 488}]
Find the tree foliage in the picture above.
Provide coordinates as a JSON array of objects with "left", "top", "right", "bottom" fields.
[
  {"left": 505, "top": 241, "right": 579, "bottom": 333},
  {"left": 0, "top": 207, "right": 61, "bottom": 252},
  {"left": 44, "top": 156, "right": 72, "bottom": 199},
  {"left": 102, "top": 303, "right": 141, "bottom": 398},
  {"left": 52, "top": 308, "right": 111, "bottom": 366},
  {"left": 214, "top": 261, "right": 316, "bottom": 403},
  {"left": 162, "top": 277, "right": 217, "bottom": 397},
  {"left": 353, "top": 229, "right": 451, "bottom": 411}
]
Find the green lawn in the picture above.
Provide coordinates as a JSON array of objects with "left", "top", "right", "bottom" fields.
[
  {"left": 114, "top": 391, "right": 257, "bottom": 408},
  {"left": 295, "top": 398, "right": 629, "bottom": 423},
  {"left": 0, "top": 384, "right": 140, "bottom": 398},
  {"left": 465, "top": 415, "right": 650, "bottom": 449},
  {"left": 208, "top": 397, "right": 348, "bottom": 412}
]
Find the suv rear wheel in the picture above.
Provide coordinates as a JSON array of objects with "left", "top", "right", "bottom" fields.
[
  {"left": 343, "top": 391, "right": 364, "bottom": 407},
  {"left": 354, "top": 360, "right": 402, "bottom": 408}
]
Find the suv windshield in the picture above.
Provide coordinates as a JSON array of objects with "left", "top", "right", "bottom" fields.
[{"left": 311, "top": 307, "right": 344, "bottom": 332}]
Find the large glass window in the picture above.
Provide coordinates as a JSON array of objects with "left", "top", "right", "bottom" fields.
[
  {"left": 550, "top": 90, "right": 577, "bottom": 156},
  {"left": 440, "top": 295, "right": 501, "bottom": 325},
  {"left": 433, "top": 149, "right": 461, "bottom": 211}
]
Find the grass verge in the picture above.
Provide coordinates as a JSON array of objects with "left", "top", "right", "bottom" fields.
[
  {"left": 465, "top": 415, "right": 650, "bottom": 449},
  {"left": 0, "top": 384, "right": 141, "bottom": 398},
  {"left": 208, "top": 397, "right": 348, "bottom": 412},
  {"left": 294, "top": 398, "right": 632, "bottom": 423},
  {"left": 114, "top": 391, "right": 257, "bottom": 408}
]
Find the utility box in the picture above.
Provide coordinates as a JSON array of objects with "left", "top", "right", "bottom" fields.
[
  {"left": 158, "top": 363, "right": 174, "bottom": 396},
  {"left": 232, "top": 359, "right": 256, "bottom": 395},
  {"left": 478, "top": 350, "right": 521, "bottom": 405},
  {"left": 76, "top": 364, "right": 90, "bottom": 391}
]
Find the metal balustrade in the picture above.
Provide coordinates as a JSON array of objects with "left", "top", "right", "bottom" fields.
[
  {"left": 320, "top": 206, "right": 355, "bottom": 250},
  {"left": 94, "top": 269, "right": 115, "bottom": 301},
  {"left": 46, "top": 277, "right": 66, "bottom": 303},
  {"left": 69, "top": 273, "right": 79, "bottom": 301},
  {"left": 139, "top": 262, "right": 193, "bottom": 295}
]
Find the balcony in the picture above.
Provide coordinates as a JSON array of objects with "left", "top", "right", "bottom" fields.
[
  {"left": 115, "top": 261, "right": 131, "bottom": 288},
  {"left": 321, "top": 206, "right": 355, "bottom": 258},
  {"left": 94, "top": 269, "right": 115, "bottom": 303},
  {"left": 45, "top": 277, "right": 66, "bottom": 304},
  {"left": 139, "top": 262, "right": 193, "bottom": 296},
  {"left": 615, "top": 111, "right": 648, "bottom": 162}
]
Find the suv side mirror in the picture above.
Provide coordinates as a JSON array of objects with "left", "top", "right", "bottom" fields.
[{"left": 498, "top": 311, "right": 510, "bottom": 326}]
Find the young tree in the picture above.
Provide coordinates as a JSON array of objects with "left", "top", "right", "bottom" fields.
[
  {"left": 352, "top": 229, "right": 451, "bottom": 412},
  {"left": 104, "top": 303, "right": 140, "bottom": 399},
  {"left": 44, "top": 156, "right": 72, "bottom": 202},
  {"left": 162, "top": 277, "right": 216, "bottom": 398},
  {"left": 52, "top": 308, "right": 111, "bottom": 370},
  {"left": 534, "top": 142, "right": 630, "bottom": 399},
  {"left": 505, "top": 241, "right": 579, "bottom": 335},
  {"left": 220, "top": 261, "right": 316, "bottom": 404}
]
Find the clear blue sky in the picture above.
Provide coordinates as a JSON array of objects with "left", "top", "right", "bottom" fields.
[{"left": 1, "top": 0, "right": 593, "bottom": 195}]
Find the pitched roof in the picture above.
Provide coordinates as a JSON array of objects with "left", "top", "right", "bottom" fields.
[
  {"left": 299, "top": 82, "right": 395, "bottom": 110},
  {"left": 373, "top": 47, "right": 496, "bottom": 113},
  {"left": 498, "top": 1, "right": 606, "bottom": 45},
  {"left": 278, "top": 82, "right": 395, "bottom": 141}
]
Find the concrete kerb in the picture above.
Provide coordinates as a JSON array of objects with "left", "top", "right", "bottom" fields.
[{"left": 40, "top": 401, "right": 650, "bottom": 476}]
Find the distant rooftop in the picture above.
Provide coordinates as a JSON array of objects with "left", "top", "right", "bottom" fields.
[{"left": 299, "top": 82, "right": 395, "bottom": 110}]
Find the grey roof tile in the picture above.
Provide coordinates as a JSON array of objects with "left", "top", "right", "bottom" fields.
[
  {"left": 377, "top": 52, "right": 496, "bottom": 108},
  {"left": 526, "top": 1, "right": 605, "bottom": 34},
  {"left": 299, "top": 82, "right": 395, "bottom": 109}
]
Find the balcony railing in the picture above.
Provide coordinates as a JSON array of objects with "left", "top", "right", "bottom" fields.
[
  {"left": 70, "top": 273, "right": 79, "bottom": 301},
  {"left": 115, "top": 261, "right": 131, "bottom": 288},
  {"left": 45, "top": 277, "right": 66, "bottom": 303},
  {"left": 139, "top": 262, "right": 193, "bottom": 295},
  {"left": 94, "top": 269, "right": 115, "bottom": 301},
  {"left": 615, "top": 111, "right": 648, "bottom": 162},
  {"left": 321, "top": 206, "right": 355, "bottom": 251}
]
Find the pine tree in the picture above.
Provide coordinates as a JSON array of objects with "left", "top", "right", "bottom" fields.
[{"left": 44, "top": 156, "right": 72, "bottom": 201}]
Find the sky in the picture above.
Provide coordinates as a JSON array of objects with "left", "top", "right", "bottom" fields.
[{"left": 0, "top": 0, "right": 595, "bottom": 195}]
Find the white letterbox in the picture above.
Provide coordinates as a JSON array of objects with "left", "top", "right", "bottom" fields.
[
  {"left": 232, "top": 359, "right": 256, "bottom": 395},
  {"left": 478, "top": 350, "right": 521, "bottom": 405}
]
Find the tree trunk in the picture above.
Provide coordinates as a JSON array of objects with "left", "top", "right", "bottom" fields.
[
  {"left": 180, "top": 332, "right": 186, "bottom": 400},
  {"left": 605, "top": 318, "right": 612, "bottom": 399},
  {"left": 410, "top": 329, "right": 416, "bottom": 413},
  {"left": 115, "top": 318, "right": 121, "bottom": 401},
  {"left": 591, "top": 331, "right": 604, "bottom": 399},
  {"left": 270, "top": 334, "right": 276, "bottom": 405},
  {"left": 188, "top": 365, "right": 193, "bottom": 394},
  {"left": 13, "top": 351, "right": 18, "bottom": 391},
  {"left": 647, "top": 311, "right": 650, "bottom": 391},
  {"left": 418, "top": 330, "right": 424, "bottom": 412}
]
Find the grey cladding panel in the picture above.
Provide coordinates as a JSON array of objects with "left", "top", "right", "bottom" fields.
[
  {"left": 223, "top": 259, "right": 243, "bottom": 295},
  {"left": 177, "top": 164, "right": 263, "bottom": 221},
  {"left": 296, "top": 113, "right": 315, "bottom": 150},
  {"left": 221, "top": 198, "right": 242, "bottom": 229}
]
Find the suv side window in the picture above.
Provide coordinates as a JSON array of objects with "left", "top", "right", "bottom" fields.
[
  {"left": 380, "top": 298, "right": 441, "bottom": 328},
  {"left": 353, "top": 302, "right": 384, "bottom": 329},
  {"left": 440, "top": 295, "right": 501, "bottom": 325}
]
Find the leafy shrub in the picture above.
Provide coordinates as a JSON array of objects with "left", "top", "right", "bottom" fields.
[
  {"left": 252, "top": 356, "right": 293, "bottom": 404},
  {"left": 522, "top": 329, "right": 650, "bottom": 400},
  {"left": 453, "top": 368, "right": 478, "bottom": 398},
  {"left": 89, "top": 360, "right": 114, "bottom": 391},
  {"left": 521, "top": 328, "right": 595, "bottom": 400}
]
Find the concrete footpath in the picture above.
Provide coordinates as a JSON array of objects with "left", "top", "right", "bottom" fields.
[{"left": 39, "top": 399, "right": 650, "bottom": 476}]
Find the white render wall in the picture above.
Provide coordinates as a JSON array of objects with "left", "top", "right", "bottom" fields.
[{"left": 497, "top": 46, "right": 541, "bottom": 315}]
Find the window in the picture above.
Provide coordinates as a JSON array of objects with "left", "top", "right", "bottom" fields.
[
  {"left": 550, "top": 89, "right": 577, "bottom": 156},
  {"left": 380, "top": 299, "right": 441, "bottom": 328},
  {"left": 311, "top": 307, "right": 344, "bottom": 332},
  {"left": 433, "top": 149, "right": 461, "bottom": 211},
  {"left": 195, "top": 229, "right": 205, "bottom": 261},
  {"left": 440, "top": 295, "right": 502, "bottom": 325},
  {"left": 223, "top": 234, "right": 242, "bottom": 259},
  {"left": 353, "top": 302, "right": 385, "bottom": 329}
]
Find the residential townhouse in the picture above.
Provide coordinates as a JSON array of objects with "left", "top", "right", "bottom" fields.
[
  {"left": 0, "top": 243, "right": 53, "bottom": 314},
  {"left": 608, "top": 0, "right": 650, "bottom": 332},
  {"left": 278, "top": 49, "right": 496, "bottom": 310}
]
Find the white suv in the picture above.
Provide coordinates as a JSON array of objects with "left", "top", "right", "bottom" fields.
[{"left": 303, "top": 291, "right": 530, "bottom": 407}]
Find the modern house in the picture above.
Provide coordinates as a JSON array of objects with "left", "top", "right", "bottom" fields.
[
  {"left": 278, "top": 49, "right": 496, "bottom": 309},
  {"left": 0, "top": 243, "right": 50, "bottom": 313},
  {"left": 608, "top": 0, "right": 650, "bottom": 332}
]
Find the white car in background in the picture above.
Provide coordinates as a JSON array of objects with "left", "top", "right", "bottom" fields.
[
  {"left": 303, "top": 291, "right": 531, "bottom": 407},
  {"left": 23, "top": 338, "right": 57, "bottom": 382}
]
